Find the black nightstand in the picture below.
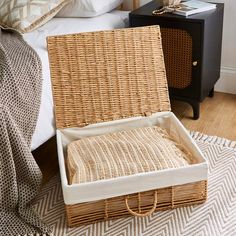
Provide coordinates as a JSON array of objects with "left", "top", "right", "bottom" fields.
[{"left": 129, "top": 1, "right": 224, "bottom": 119}]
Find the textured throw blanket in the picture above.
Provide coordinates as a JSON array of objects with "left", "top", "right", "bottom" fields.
[{"left": 0, "top": 28, "right": 51, "bottom": 235}]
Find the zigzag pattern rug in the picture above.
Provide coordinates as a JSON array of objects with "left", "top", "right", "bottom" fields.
[{"left": 34, "top": 132, "right": 236, "bottom": 236}]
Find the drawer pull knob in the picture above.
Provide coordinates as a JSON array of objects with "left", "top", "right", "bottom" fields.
[{"left": 193, "top": 61, "right": 198, "bottom": 66}]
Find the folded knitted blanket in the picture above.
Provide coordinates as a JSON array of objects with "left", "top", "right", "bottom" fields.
[
  {"left": 67, "top": 126, "right": 192, "bottom": 185},
  {"left": 0, "top": 28, "right": 51, "bottom": 235}
]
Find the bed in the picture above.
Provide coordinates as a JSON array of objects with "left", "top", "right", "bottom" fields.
[
  {"left": 23, "top": 10, "right": 130, "bottom": 151},
  {"left": 19, "top": 0, "right": 140, "bottom": 151},
  {"left": 0, "top": 1, "right": 140, "bottom": 234}
]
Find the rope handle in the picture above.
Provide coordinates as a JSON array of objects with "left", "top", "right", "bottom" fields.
[{"left": 125, "top": 191, "right": 157, "bottom": 217}]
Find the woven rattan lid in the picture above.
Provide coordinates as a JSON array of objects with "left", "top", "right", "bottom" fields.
[{"left": 47, "top": 26, "right": 170, "bottom": 129}]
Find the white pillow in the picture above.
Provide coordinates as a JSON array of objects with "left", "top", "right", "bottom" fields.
[
  {"left": 56, "top": 0, "right": 123, "bottom": 17},
  {"left": 0, "top": 0, "right": 70, "bottom": 33}
]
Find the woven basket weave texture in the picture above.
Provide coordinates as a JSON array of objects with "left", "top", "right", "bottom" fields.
[
  {"left": 47, "top": 26, "right": 207, "bottom": 227},
  {"left": 161, "top": 27, "right": 192, "bottom": 89},
  {"left": 47, "top": 26, "right": 170, "bottom": 129}
]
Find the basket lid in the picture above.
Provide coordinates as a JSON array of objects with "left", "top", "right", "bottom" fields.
[{"left": 47, "top": 26, "right": 170, "bottom": 129}]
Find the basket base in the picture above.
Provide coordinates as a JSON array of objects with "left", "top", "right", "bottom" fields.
[{"left": 65, "top": 180, "right": 207, "bottom": 227}]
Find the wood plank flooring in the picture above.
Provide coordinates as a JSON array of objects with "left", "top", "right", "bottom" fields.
[
  {"left": 34, "top": 91, "right": 236, "bottom": 183},
  {"left": 172, "top": 92, "right": 236, "bottom": 140}
]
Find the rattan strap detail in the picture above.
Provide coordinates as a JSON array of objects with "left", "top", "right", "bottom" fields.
[
  {"left": 47, "top": 26, "right": 170, "bottom": 129},
  {"left": 125, "top": 191, "right": 157, "bottom": 217},
  {"left": 171, "top": 186, "right": 175, "bottom": 208},
  {"left": 104, "top": 199, "right": 109, "bottom": 219}
]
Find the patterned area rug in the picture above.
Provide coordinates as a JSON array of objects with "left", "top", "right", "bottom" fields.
[{"left": 34, "top": 132, "right": 236, "bottom": 236}]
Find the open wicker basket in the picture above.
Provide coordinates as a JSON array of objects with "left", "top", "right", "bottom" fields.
[{"left": 47, "top": 26, "right": 207, "bottom": 227}]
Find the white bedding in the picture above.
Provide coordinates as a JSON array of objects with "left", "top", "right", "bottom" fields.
[{"left": 23, "top": 10, "right": 129, "bottom": 150}]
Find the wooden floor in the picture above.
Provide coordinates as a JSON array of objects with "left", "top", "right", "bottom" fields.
[
  {"left": 34, "top": 91, "right": 236, "bottom": 183},
  {"left": 172, "top": 92, "right": 236, "bottom": 140}
]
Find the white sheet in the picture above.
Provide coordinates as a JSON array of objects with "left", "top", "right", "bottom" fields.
[{"left": 23, "top": 10, "right": 129, "bottom": 150}]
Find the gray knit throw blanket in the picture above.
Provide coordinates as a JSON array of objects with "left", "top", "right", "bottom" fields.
[{"left": 0, "top": 28, "right": 51, "bottom": 235}]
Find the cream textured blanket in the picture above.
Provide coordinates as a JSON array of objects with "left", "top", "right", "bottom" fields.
[
  {"left": 67, "top": 126, "right": 190, "bottom": 185},
  {"left": 0, "top": 28, "right": 50, "bottom": 235}
]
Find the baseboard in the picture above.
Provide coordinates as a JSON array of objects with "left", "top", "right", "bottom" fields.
[{"left": 215, "top": 67, "right": 236, "bottom": 94}]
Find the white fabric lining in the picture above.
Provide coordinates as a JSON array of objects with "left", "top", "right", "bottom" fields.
[{"left": 57, "top": 112, "right": 208, "bottom": 204}]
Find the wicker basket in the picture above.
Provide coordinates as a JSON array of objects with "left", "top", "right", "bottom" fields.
[{"left": 47, "top": 26, "right": 207, "bottom": 227}]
